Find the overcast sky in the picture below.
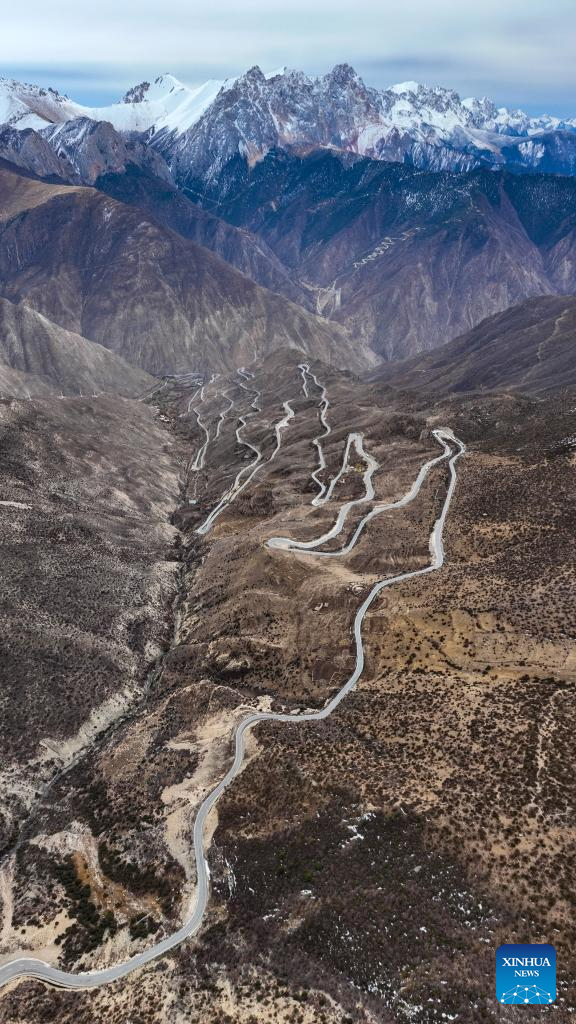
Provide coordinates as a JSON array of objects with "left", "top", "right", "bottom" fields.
[{"left": 3, "top": 0, "right": 575, "bottom": 116}]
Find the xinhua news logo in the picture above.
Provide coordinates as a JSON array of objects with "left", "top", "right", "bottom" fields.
[{"left": 496, "top": 944, "right": 556, "bottom": 1005}]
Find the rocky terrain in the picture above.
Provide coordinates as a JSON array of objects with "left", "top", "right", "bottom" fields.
[
  {"left": 204, "top": 152, "right": 576, "bottom": 360},
  {"left": 0, "top": 118, "right": 172, "bottom": 187},
  {"left": 0, "top": 65, "right": 575, "bottom": 388},
  {"left": 0, "top": 60, "right": 574, "bottom": 1024},
  {"left": 95, "top": 165, "right": 313, "bottom": 310},
  {"left": 0, "top": 67, "right": 574, "bottom": 380},
  {"left": 1, "top": 147, "right": 575, "bottom": 379},
  {"left": 0, "top": 393, "right": 186, "bottom": 923},
  {"left": 0, "top": 352, "right": 574, "bottom": 1022}
]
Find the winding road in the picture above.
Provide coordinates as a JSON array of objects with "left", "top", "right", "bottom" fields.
[
  {"left": 299, "top": 363, "right": 333, "bottom": 505},
  {"left": 196, "top": 374, "right": 296, "bottom": 535},
  {"left": 0, "top": 368, "right": 465, "bottom": 992}
]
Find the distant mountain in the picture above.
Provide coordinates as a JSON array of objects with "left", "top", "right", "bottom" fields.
[
  {"left": 1, "top": 69, "right": 575, "bottom": 382},
  {"left": 0, "top": 160, "right": 372, "bottom": 377},
  {"left": 369, "top": 296, "right": 576, "bottom": 394},
  {"left": 203, "top": 150, "right": 576, "bottom": 360},
  {"left": 0, "top": 122, "right": 313, "bottom": 308},
  {"left": 0, "top": 116, "right": 173, "bottom": 186},
  {"left": 5, "top": 148, "right": 574, "bottom": 371},
  {"left": 0, "top": 65, "right": 575, "bottom": 185},
  {"left": 152, "top": 65, "right": 576, "bottom": 184},
  {"left": 0, "top": 297, "right": 155, "bottom": 397},
  {"left": 0, "top": 73, "right": 227, "bottom": 133}
]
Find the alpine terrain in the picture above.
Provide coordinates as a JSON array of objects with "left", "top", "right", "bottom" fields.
[{"left": 0, "top": 56, "right": 574, "bottom": 1024}]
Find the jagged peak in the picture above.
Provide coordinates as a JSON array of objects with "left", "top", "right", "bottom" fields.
[
  {"left": 273, "top": 68, "right": 314, "bottom": 91},
  {"left": 239, "top": 65, "right": 267, "bottom": 84},
  {"left": 121, "top": 81, "right": 151, "bottom": 105},
  {"left": 1, "top": 65, "right": 574, "bottom": 176},
  {"left": 388, "top": 80, "right": 464, "bottom": 104},
  {"left": 389, "top": 80, "right": 421, "bottom": 95},
  {"left": 152, "top": 73, "right": 186, "bottom": 92},
  {"left": 264, "top": 66, "right": 289, "bottom": 80},
  {"left": 323, "top": 63, "right": 365, "bottom": 89},
  {"left": 121, "top": 74, "right": 187, "bottom": 105},
  {"left": 0, "top": 77, "right": 70, "bottom": 101}
]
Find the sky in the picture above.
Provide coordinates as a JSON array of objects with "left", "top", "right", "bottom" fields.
[{"left": 2, "top": 0, "right": 575, "bottom": 117}]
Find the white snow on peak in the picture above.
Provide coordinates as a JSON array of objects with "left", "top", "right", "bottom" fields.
[
  {"left": 0, "top": 77, "right": 79, "bottom": 130},
  {"left": 72, "top": 75, "right": 234, "bottom": 134},
  {"left": 462, "top": 97, "right": 482, "bottom": 109},
  {"left": 0, "top": 93, "right": 43, "bottom": 130},
  {"left": 389, "top": 81, "right": 420, "bottom": 95},
  {"left": 147, "top": 78, "right": 232, "bottom": 133},
  {"left": 143, "top": 74, "right": 185, "bottom": 99},
  {"left": 0, "top": 72, "right": 235, "bottom": 136},
  {"left": 0, "top": 66, "right": 573, "bottom": 157}
]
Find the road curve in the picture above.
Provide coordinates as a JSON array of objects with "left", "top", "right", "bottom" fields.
[
  {"left": 268, "top": 429, "right": 456, "bottom": 556},
  {"left": 0, "top": 400, "right": 465, "bottom": 991},
  {"left": 195, "top": 375, "right": 263, "bottom": 534},
  {"left": 196, "top": 384, "right": 296, "bottom": 536},
  {"left": 298, "top": 363, "right": 332, "bottom": 505},
  {"left": 190, "top": 407, "right": 210, "bottom": 473},
  {"left": 215, "top": 392, "right": 235, "bottom": 439}
]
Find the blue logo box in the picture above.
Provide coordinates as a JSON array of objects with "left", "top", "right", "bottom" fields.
[{"left": 496, "top": 944, "right": 556, "bottom": 1004}]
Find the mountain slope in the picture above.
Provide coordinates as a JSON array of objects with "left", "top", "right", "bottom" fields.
[
  {"left": 94, "top": 165, "right": 313, "bottom": 309},
  {"left": 0, "top": 125, "right": 314, "bottom": 308},
  {"left": 207, "top": 151, "right": 576, "bottom": 360},
  {"left": 369, "top": 296, "right": 576, "bottom": 394},
  {"left": 1, "top": 353, "right": 575, "bottom": 1020},
  {"left": 1, "top": 73, "right": 574, "bottom": 375},
  {"left": 0, "top": 118, "right": 172, "bottom": 186},
  {"left": 0, "top": 297, "right": 155, "bottom": 397},
  {"left": 0, "top": 74, "right": 230, "bottom": 133},
  {"left": 0, "top": 161, "right": 372, "bottom": 376}
]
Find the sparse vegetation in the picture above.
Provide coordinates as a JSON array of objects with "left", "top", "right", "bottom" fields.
[{"left": 1, "top": 358, "right": 574, "bottom": 1022}]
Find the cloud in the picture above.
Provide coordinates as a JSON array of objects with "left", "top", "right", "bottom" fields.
[
  {"left": 362, "top": 56, "right": 460, "bottom": 72},
  {"left": 1, "top": 0, "right": 573, "bottom": 115}
]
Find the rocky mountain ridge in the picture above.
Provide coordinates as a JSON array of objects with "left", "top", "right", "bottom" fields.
[
  {"left": 0, "top": 297, "right": 155, "bottom": 397},
  {"left": 0, "top": 67, "right": 575, "bottom": 389},
  {"left": 1, "top": 64, "right": 575, "bottom": 185}
]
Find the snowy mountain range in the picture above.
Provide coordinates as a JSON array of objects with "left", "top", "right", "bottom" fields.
[{"left": 1, "top": 64, "right": 575, "bottom": 185}]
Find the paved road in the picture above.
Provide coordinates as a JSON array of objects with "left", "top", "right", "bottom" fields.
[
  {"left": 268, "top": 428, "right": 458, "bottom": 557},
  {"left": 196, "top": 375, "right": 297, "bottom": 535},
  {"left": 298, "top": 363, "right": 332, "bottom": 504},
  {"left": 0, "top": 371, "right": 465, "bottom": 991},
  {"left": 195, "top": 373, "right": 263, "bottom": 534}
]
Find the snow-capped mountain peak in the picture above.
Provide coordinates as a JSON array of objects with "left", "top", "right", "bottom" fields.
[
  {"left": 0, "top": 71, "right": 235, "bottom": 136},
  {"left": 0, "top": 64, "right": 574, "bottom": 183},
  {"left": 121, "top": 73, "right": 185, "bottom": 104},
  {"left": 0, "top": 77, "right": 79, "bottom": 130}
]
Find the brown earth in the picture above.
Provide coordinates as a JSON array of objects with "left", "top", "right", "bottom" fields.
[
  {"left": 0, "top": 296, "right": 155, "bottom": 398},
  {"left": 0, "top": 354, "right": 574, "bottom": 1023},
  {"left": 0, "top": 160, "right": 374, "bottom": 378},
  {"left": 370, "top": 296, "right": 576, "bottom": 395}
]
